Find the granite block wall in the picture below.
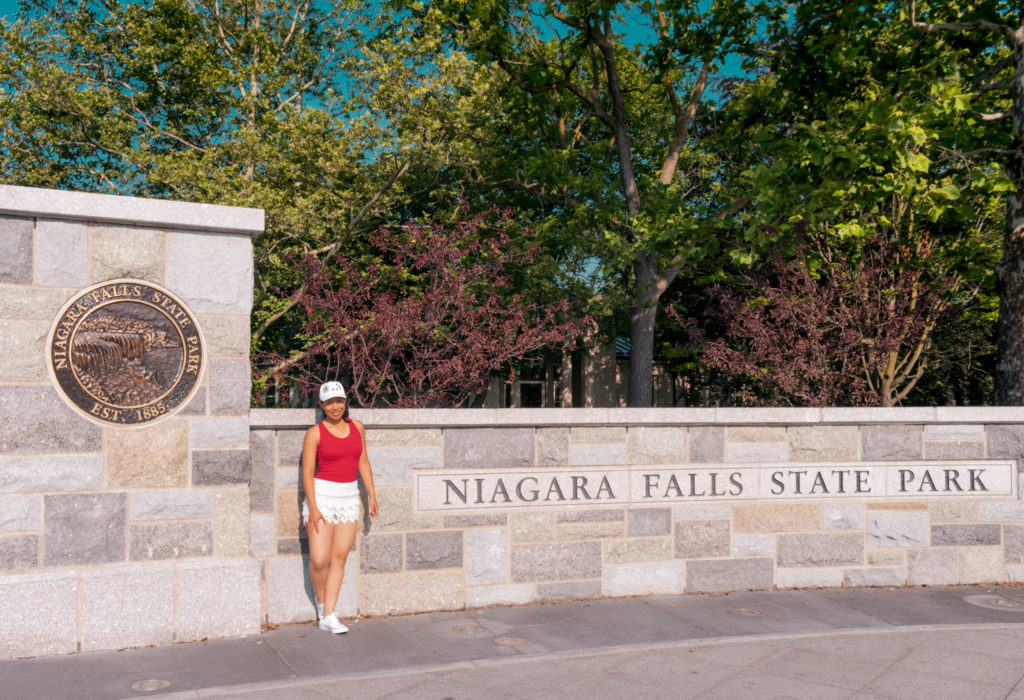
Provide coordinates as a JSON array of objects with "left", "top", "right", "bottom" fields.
[
  {"left": 0, "top": 186, "right": 262, "bottom": 659},
  {"left": 251, "top": 407, "right": 1024, "bottom": 625}
]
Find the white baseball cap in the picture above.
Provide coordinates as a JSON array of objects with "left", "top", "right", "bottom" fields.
[{"left": 319, "top": 381, "right": 346, "bottom": 402}]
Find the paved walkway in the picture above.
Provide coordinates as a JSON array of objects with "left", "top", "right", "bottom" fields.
[{"left": 5, "top": 585, "right": 1024, "bottom": 699}]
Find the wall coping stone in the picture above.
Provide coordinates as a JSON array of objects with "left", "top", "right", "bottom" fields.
[
  {"left": 250, "top": 406, "right": 1024, "bottom": 429},
  {"left": 0, "top": 185, "right": 263, "bottom": 236}
]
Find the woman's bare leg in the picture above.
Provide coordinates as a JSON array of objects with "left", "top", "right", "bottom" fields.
[
  {"left": 307, "top": 519, "right": 336, "bottom": 611},
  {"left": 322, "top": 520, "right": 357, "bottom": 616}
]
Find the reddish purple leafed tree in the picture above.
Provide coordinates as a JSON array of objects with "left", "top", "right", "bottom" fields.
[
  {"left": 265, "top": 208, "right": 586, "bottom": 407},
  {"left": 689, "top": 241, "right": 949, "bottom": 407}
]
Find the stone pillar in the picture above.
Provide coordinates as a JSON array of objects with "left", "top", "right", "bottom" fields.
[{"left": 0, "top": 185, "right": 263, "bottom": 659}]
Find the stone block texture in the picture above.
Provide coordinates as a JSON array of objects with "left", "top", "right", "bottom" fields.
[{"left": 44, "top": 493, "right": 126, "bottom": 567}]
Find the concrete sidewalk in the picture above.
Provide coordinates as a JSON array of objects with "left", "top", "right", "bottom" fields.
[{"left": 4, "top": 585, "right": 1024, "bottom": 699}]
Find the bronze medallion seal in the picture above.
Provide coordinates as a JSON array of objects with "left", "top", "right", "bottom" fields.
[{"left": 47, "top": 279, "right": 205, "bottom": 426}]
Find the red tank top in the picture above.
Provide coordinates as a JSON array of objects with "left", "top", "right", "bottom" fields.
[{"left": 315, "top": 421, "right": 362, "bottom": 483}]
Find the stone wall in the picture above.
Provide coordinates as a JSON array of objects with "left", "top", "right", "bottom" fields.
[
  {"left": 0, "top": 185, "right": 262, "bottom": 659},
  {"left": 252, "top": 407, "right": 1024, "bottom": 625}
]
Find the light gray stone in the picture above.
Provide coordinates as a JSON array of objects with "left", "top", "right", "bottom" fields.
[
  {"left": 249, "top": 430, "right": 276, "bottom": 512},
  {"left": 536, "top": 427, "right": 569, "bottom": 466},
  {"left": 571, "top": 426, "right": 627, "bottom": 443},
  {"left": 192, "top": 450, "right": 250, "bottom": 485},
  {"left": 179, "top": 386, "right": 207, "bottom": 416},
  {"left": 1, "top": 185, "right": 263, "bottom": 235},
  {"left": 628, "top": 508, "right": 672, "bottom": 536},
  {"left": 190, "top": 416, "right": 250, "bottom": 448},
  {"left": 465, "top": 528, "right": 508, "bottom": 585},
  {"left": 1009, "top": 564, "right": 1024, "bottom": 583},
  {"left": 0, "top": 454, "right": 102, "bottom": 493},
  {"left": 167, "top": 231, "right": 253, "bottom": 314},
  {"left": 788, "top": 426, "right": 860, "bottom": 461},
  {"left": 861, "top": 425, "right": 922, "bottom": 460},
  {"left": 958, "top": 546, "right": 1003, "bottom": 583},
  {"left": 689, "top": 426, "right": 724, "bottom": 462},
  {"left": 209, "top": 358, "right": 251, "bottom": 414},
  {"left": 924, "top": 441, "right": 985, "bottom": 459},
  {"left": 0, "top": 215, "right": 32, "bottom": 283},
  {"left": 931, "top": 524, "right": 1001, "bottom": 546},
  {"left": 467, "top": 583, "right": 535, "bottom": 607},
  {"left": 978, "top": 495, "right": 1024, "bottom": 522},
  {"left": 570, "top": 442, "right": 627, "bottom": 466},
  {"left": 686, "top": 558, "right": 773, "bottom": 593},
  {"left": 907, "top": 549, "right": 958, "bottom": 585},
  {"left": 0, "top": 535, "right": 38, "bottom": 570},
  {"left": 725, "top": 441, "right": 788, "bottom": 462},
  {"left": 0, "top": 494, "right": 40, "bottom": 530},
  {"left": 557, "top": 508, "right": 623, "bottom": 523},
  {"left": 444, "top": 427, "right": 534, "bottom": 468},
  {"left": 35, "top": 219, "right": 87, "bottom": 287},
  {"left": 365, "top": 446, "right": 442, "bottom": 485},
  {"left": 80, "top": 564, "right": 174, "bottom": 651},
  {"left": 0, "top": 285, "right": 67, "bottom": 319},
  {"left": 196, "top": 315, "right": 250, "bottom": 356},
  {"left": 627, "top": 426, "right": 687, "bottom": 464},
  {"left": 733, "top": 533, "right": 775, "bottom": 557},
  {"left": 511, "top": 541, "right": 602, "bottom": 582},
  {"left": 775, "top": 567, "right": 843, "bottom": 588},
  {"left": 406, "top": 530, "right": 462, "bottom": 570},
  {"left": 130, "top": 522, "right": 212, "bottom": 560},
  {"left": 250, "top": 513, "right": 276, "bottom": 556},
  {"left": 212, "top": 485, "right": 248, "bottom": 557},
  {"left": 925, "top": 424, "right": 985, "bottom": 440},
  {"left": 0, "top": 385, "right": 103, "bottom": 453},
  {"left": 176, "top": 559, "right": 261, "bottom": 640},
  {"left": 987, "top": 425, "right": 1024, "bottom": 460},
  {"left": 537, "top": 579, "right": 602, "bottom": 602},
  {"left": 129, "top": 490, "right": 213, "bottom": 520},
  {"left": 443, "top": 514, "right": 508, "bottom": 528},
  {"left": 88, "top": 224, "right": 165, "bottom": 283},
  {"left": 0, "top": 319, "right": 49, "bottom": 381},
  {"left": 359, "top": 533, "right": 402, "bottom": 573},
  {"left": 672, "top": 504, "right": 730, "bottom": 519},
  {"left": 276, "top": 429, "right": 307, "bottom": 467},
  {"left": 675, "top": 519, "right": 730, "bottom": 559},
  {"left": 867, "top": 510, "right": 930, "bottom": 548},
  {"left": 777, "top": 532, "right": 863, "bottom": 567},
  {"left": 824, "top": 502, "right": 865, "bottom": 531},
  {"left": 842, "top": 567, "right": 905, "bottom": 587},
  {"left": 1005, "top": 524, "right": 1024, "bottom": 563},
  {"left": 43, "top": 493, "right": 126, "bottom": 566},
  {"left": 0, "top": 570, "right": 77, "bottom": 658},
  {"left": 604, "top": 560, "right": 685, "bottom": 596},
  {"left": 267, "top": 554, "right": 355, "bottom": 623}
]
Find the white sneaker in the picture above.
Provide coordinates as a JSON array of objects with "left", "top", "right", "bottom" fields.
[{"left": 318, "top": 612, "right": 348, "bottom": 634}]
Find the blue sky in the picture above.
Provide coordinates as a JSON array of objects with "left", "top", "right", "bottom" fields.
[{"left": 0, "top": 0, "right": 17, "bottom": 20}]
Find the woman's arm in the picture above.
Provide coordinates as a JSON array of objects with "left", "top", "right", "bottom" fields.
[
  {"left": 301, "top": 425, "right": 323, "bottom": 533},
  {"left": 354, "top": 420, "right": 378, "bottom": 518}
]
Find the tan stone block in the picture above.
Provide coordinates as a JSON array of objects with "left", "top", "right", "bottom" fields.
[
  {"left": 571, "top": 426, "right": 627, "bottom": 443},
  {"left": 732, "top": 503, "right": 822, "bottom": 533},
  {"left": 866, "top": 502, "right": 928, "bottom": 511},
  {"left": 603, "top": 537, "right": 673, "bottom": 563},
  {"left": 509, "top": 512, "right": 557, "bottom": 543},
  {"left": 196, "top": 315, "right": 250, "bottom": 357},
  {"left": 213, "top": 486, "right": 249, "bottom": 556},
  {"left": 370, "top": 487, "right": 442, "bottom": 533},
  {"left": 358, "top": 569, "right": 465, "bottom": 616},
  {"left": 867, "top": 548, "right": 905, "bottom": 567},
  {"left": 958, "top": 547, "right": 1003, "bottom": 584},
  {"left": 726, "top": 427, "right": 786, "bottom": 442},
  {"left": 788, "top": 426, "right": 860, "bottom": 461},
  {"left": 88, "top": 225, "right": 165, "bottom": 283},
  {"left": 930, "top": 502, "right": 980, "bottom": 523},
  {"left": 365, "top": 428, "right": 442, "bottom": 447},
  {"left": 106, "top": 419, "right": 188, "bottom": 487},
  {"left": 0, "top": 286, "right": 69, "bottom": 319},
  {"left": 557, "top": 520, "right": 625, "bottom": 540},
  {"left": 275, "top": 488, "right": 301, "bottom": 539}
]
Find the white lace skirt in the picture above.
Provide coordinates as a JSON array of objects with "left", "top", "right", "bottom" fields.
[{"left": 302, "top": 478, "right": 360, "bottom": 524}]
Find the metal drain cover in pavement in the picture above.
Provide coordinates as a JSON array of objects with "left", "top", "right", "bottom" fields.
[
  {"left": 729, "top": 608, "right": 762, "bottom": 616},
  {"left": 964, "top": 594, "right": 1024, "bottom": 612},
  {"left": 130, "top": 680, "right": 171, "bottom": 692}
]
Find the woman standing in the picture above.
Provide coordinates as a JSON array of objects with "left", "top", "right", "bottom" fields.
[{"left": 302, "top": 381, "right": 378, "bottom": 633}]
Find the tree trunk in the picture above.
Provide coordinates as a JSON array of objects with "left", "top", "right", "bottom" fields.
[
  {"left": 629, "top": 252, "right": 659, "bottom": 407},
  {"left": 995, "top": 26, "right": 1024, "bottom": 404}
]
